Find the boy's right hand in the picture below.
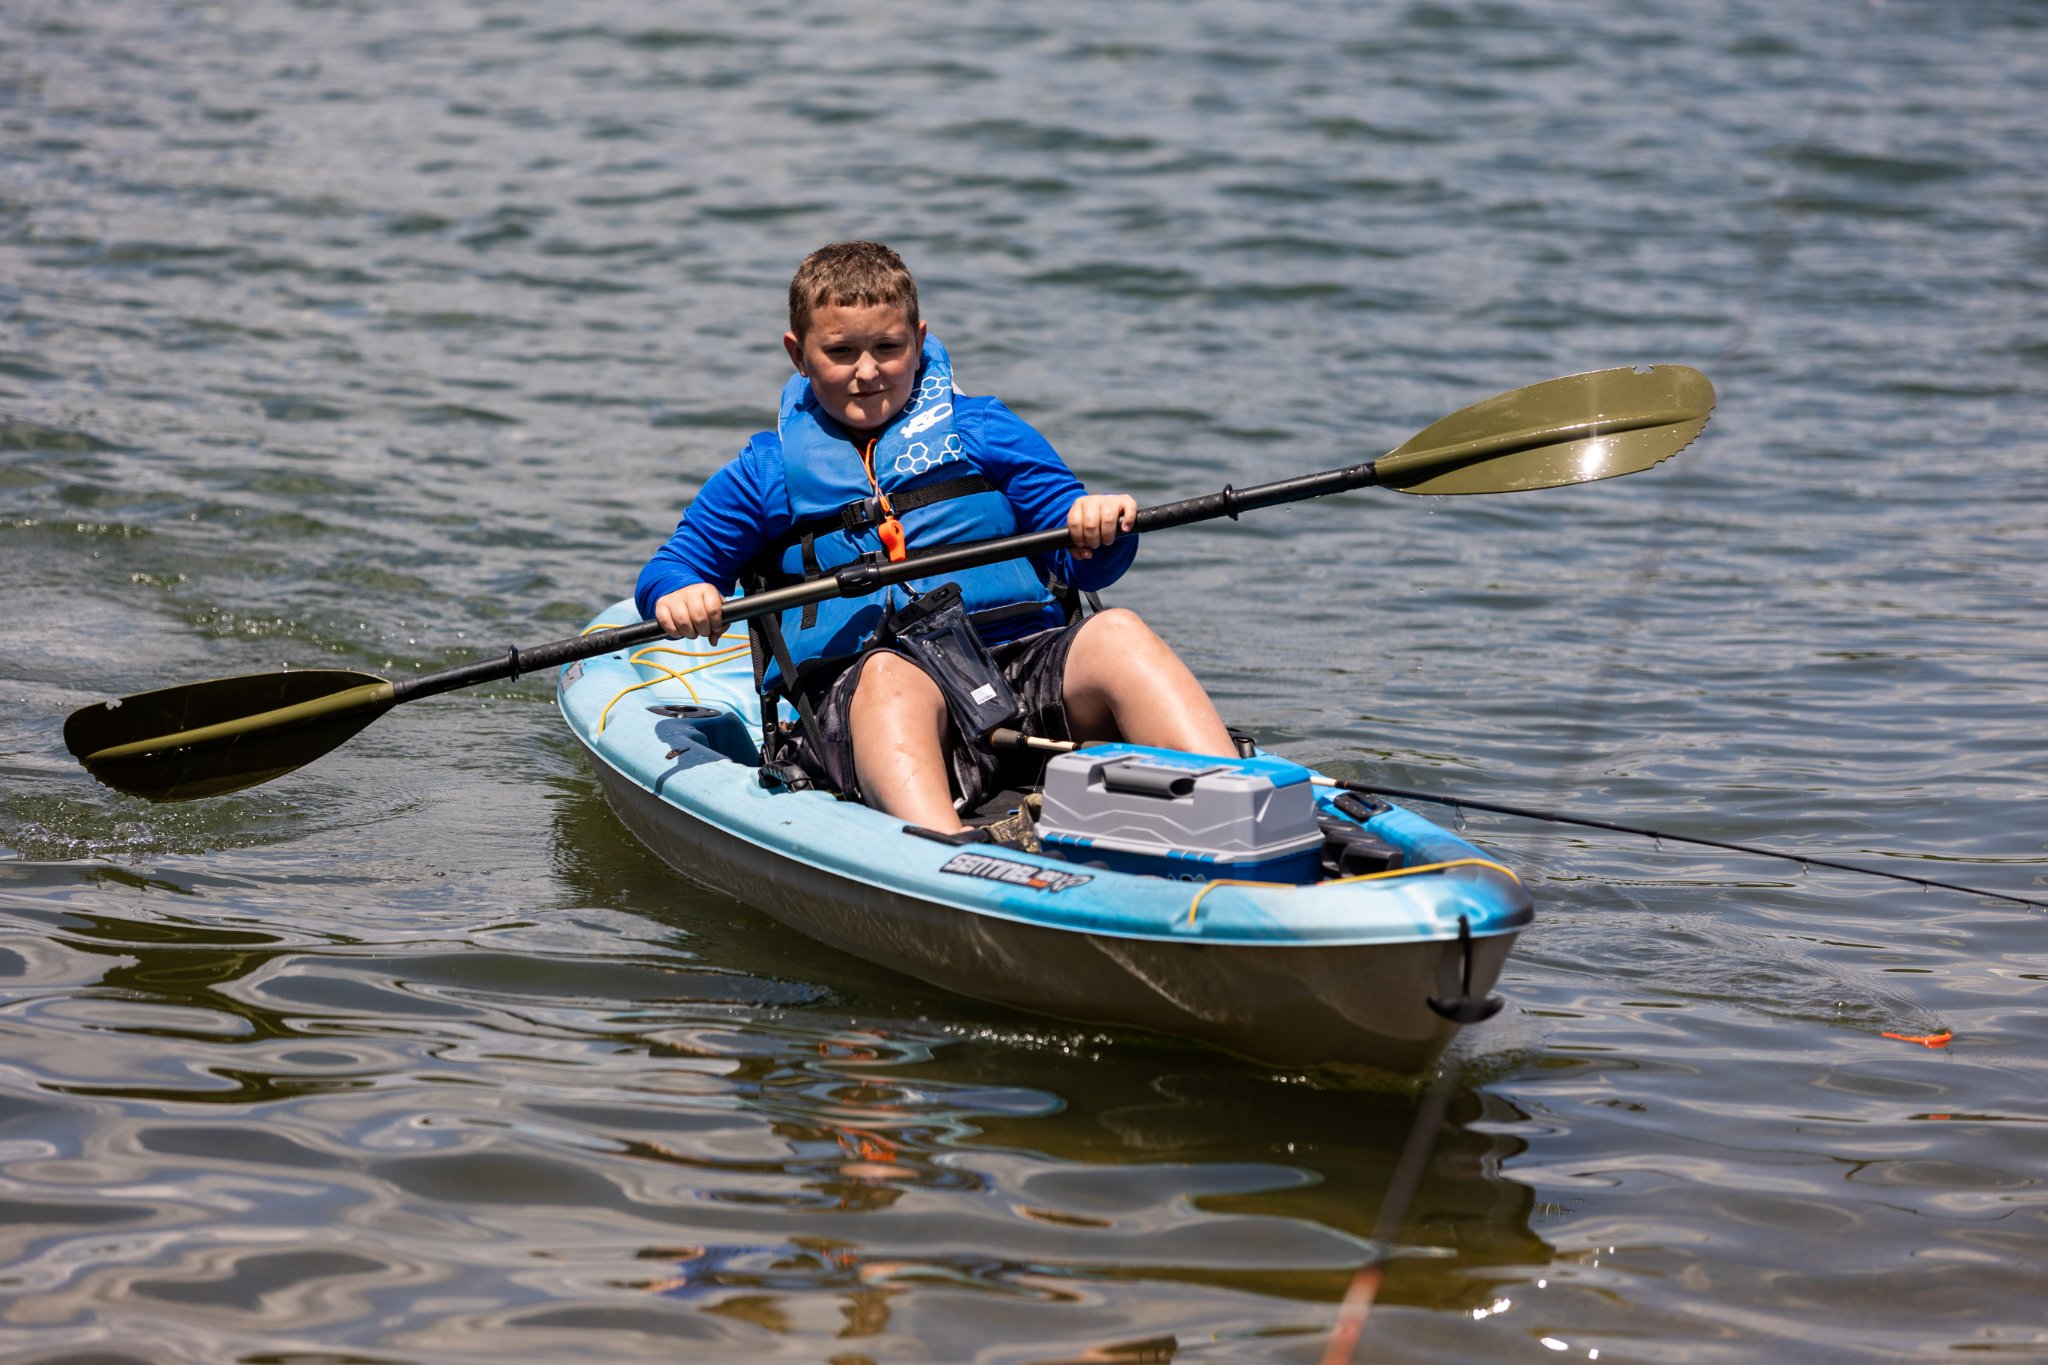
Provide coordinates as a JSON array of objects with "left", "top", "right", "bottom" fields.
[{"left": 654, "top": 583, "right": 726, "bottom": 641}]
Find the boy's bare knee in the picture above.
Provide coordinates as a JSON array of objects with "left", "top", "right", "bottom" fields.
[
  {"left": 1074, "top": 608, "right": 1164, "bottom": 665},
  {"left": 1086, "top": 606, "right": 1145, "bottom": 633},
  {"left": 853, "top": 651, "right": 944, "bottom": 711}
]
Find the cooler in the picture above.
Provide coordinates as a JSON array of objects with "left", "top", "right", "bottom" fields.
[{"left": 1035, "top": 744, "right": 1325, "bottom": 883}]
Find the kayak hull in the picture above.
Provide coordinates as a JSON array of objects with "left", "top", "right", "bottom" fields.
[
  {"left": 561, "top": 602, "right": 1530, "bottom": 1072},
  {"left": 585, "top": 751, "right": 1515, "bottom": 1071}
]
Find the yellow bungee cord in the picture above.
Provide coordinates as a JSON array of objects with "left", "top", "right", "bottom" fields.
[
  {"left": 1184, "top": 857, "right": 1521, "bottom": 928},
  {"left": 579, "top": 624, "right": 750, "bottom": 733}
]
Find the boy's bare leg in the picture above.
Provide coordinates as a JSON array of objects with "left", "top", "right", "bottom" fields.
[
  {"left": 1061, "top": 608, "right": 1234, "bottom": 755},
  {"left": 850, "top": 611, "right": 1230, "bottom": 833},
  {"left": 849, "top": 652, "right": 965, "bottom": 832}
]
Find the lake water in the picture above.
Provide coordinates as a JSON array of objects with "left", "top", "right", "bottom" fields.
[{"left": 4, "top": 1, "right": 2045, "bottom": 1359}]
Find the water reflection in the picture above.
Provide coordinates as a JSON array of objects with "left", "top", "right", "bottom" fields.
[
  {"left": 917, "top": 1040, "right": 1548, "bottom": 1309},
  {"left": 0, "top": 847, "right": 1548, "bottom": 1357},
  {"left": 550, "top": 772, "right": 1553, "bottom": 1308}
]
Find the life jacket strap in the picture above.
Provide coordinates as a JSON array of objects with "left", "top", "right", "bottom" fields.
[
  {"left": 744, "top": 471, "right": 1000, "bottom": 600},
  {"left": 855, "top": 435, "right": 907, "bottom": 564},
  {"left": 754, "top": 471, "right": 995, "bottom": 576}
]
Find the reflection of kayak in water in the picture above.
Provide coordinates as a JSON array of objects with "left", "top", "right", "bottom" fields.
[
  {"left": 646, "top": 1244, "right": 789, "bottom": 1300},
  {"left": 560, "top": 602, "right": 1531, "bottom": 1074},
  {"left": 647, "top": 1241, "right": 919, "bottom": 1307}
]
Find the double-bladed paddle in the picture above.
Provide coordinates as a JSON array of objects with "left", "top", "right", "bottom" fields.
[{"left": 65, "top": 363, "right": 1715, "bottom": 802}]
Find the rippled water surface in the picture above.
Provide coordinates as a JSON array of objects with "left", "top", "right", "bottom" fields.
[{"left": 4, "top": 1, "right": 2046, "bottom": 1359}]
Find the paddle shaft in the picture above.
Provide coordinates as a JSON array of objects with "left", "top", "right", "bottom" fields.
[
  {"left": 389, "top": 460, "right": 1385, "bottom": 704},
  {"left": 70, "top": 363, "right": 1718, "bottom": 801},
  {"left": 402, "top": 374, "right": 1721, "bottom": 701}
]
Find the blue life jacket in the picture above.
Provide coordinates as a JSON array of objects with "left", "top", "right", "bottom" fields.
[{"left": 745, "top": 336, "right": 1059, "bottom": 693}]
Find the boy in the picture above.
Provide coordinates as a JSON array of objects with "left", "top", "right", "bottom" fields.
[{"left": 637, "top": 241, "right": 1231, "bottom": 833}]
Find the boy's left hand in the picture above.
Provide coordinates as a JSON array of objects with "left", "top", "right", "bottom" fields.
[{"left": 1067, "top": 493, "right": 1137, "bottom": 559}]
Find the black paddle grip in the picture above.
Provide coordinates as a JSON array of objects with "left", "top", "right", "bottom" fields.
[{"left": 393, "top": 618, "right": 670, "bottom": 701}]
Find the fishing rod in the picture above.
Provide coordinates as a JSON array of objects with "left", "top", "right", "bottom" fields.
[
  {"left": 1332, "top": 779, "right": 2048, "bottom": 912},
  {"left": 986, "top": 731, "right": 2047, "bottom": 911}
]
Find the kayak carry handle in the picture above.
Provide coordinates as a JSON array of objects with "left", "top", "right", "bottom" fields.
[{"left": 1427, "top": 915, "right": 1505, "bottom": 1025}]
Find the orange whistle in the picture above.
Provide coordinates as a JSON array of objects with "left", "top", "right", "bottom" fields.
[{"left": 878, "top": 516, "right": 906, "bottom": 562}]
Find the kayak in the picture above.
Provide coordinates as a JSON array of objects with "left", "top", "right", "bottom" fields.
[{"left": 558, "top": 600, "right": 1531, "bottom": 1073}]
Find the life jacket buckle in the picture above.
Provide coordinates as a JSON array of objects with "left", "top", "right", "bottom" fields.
[{"left": 840, "top": 497, "right": 881, "bottom": 533}]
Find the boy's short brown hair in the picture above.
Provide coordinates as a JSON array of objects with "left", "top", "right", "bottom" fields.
[{"left": 788, "top": 241, "right": 920, "bottom": 340}]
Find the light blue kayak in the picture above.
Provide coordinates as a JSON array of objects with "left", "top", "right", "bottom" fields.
[{"left": 559, "top": 600, "right": 1530, "bottom": 1072}]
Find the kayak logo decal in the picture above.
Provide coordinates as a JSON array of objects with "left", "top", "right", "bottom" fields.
[{"left": 940, "top": 851, "right": 1093, "bottom": 893}]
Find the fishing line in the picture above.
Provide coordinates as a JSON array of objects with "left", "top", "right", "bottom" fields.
[
  {"left": 1505, "top": 1, "right": 1941, "bottom": 894},
  {"left": 1320, "top": 1067, "right": 1460, "bottom": 1365},
  {"left": 1327, "top": 18, "right": 1900, "bottom": 1348}
]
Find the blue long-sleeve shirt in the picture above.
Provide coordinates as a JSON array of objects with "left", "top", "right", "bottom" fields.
[{"left": 635, "top": 394, "right": 1137, "bottom": 643}]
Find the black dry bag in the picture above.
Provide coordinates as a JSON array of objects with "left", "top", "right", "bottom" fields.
[{"left": 881, "top": 582, "right": 1023, "bottom": 740}]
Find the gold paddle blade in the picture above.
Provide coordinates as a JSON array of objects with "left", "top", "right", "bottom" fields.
[
  {"left": 1376, "top": 364, "right": 1715, "bottom": 495},
  {"left": 64, "top": 669, "right": 396, "bottom": 802}
]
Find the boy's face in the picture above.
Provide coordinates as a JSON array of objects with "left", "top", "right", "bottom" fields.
[{"left": 783, "top": 302, "right": 927, "bottom": 432}]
